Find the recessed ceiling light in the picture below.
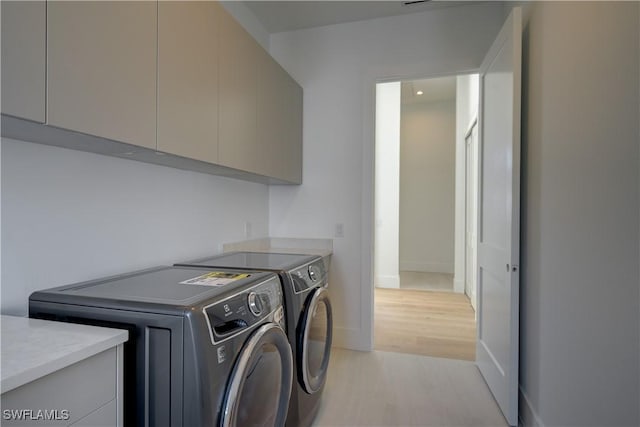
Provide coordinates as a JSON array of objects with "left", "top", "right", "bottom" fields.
[{"left": 416, "top": 90, "right": 423, "bottom": 95}]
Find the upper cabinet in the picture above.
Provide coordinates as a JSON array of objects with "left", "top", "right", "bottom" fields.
[
  {"left": 157, "top": 1, "right": 219, "bottom": 163},
  {"left": 256, "top": 49, "right": 303, "bottom": 184},
  {"left": 47, "top": 1, "right": 157, "bottom": 149},
  {"left": 1, "top": 1, "right": 302, "bottom": 184},
  {"left": 218, "top": 7, "right": 261, "bottom": 175},
  {"left": 1, "top": 1, "right": 46, "bottom": 123},
  {"left": 219, "top": 7, "right": 303, "bottom": 184}
]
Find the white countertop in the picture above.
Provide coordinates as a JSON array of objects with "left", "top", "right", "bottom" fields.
[
  {"left": 1, "top": 315, "right": 128, "bottom": 394},
  {"left": 223, "top": 237, "right": 333, "bottom": 258}
]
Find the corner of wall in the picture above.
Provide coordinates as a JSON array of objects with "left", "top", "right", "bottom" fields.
[
  {"left": 519, "top": 386, "right": 545, "bottom": 427},
  {"left": 218, "top": 1, "right": 270, "bottom": 51}
]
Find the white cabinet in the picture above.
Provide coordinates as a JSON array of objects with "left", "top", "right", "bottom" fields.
[
  {"left": 47, "top": 1, "right": 157, "bottom": 149},
  {"left": 0, "top": 316, "right": 127, "bottom": 427},
  {"left": 157, "top": 1, "right": 220, "bottom": 163},
  {"left": 1, "top": 348, "right": 122, "bottom": 427},
  {"left": 0, "top": 1, "right": 46, "bottom": 122}
]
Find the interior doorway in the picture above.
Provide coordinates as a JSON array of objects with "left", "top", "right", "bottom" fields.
[{"left": 373, "top": 73, "right": 479, "bottom": 361}]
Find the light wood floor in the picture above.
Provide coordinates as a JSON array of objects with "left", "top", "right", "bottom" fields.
[
  {"left": 374, "top": 288, "right": 476, "bottom": 361},
  {"left": 312, "top": 348, "right": 507, "bottom": 427}
]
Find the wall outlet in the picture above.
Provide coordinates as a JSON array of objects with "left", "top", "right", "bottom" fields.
[
  {"left": 244, "top": 221, "right": 252, "bottom": 238},
  {"left": 335, "top": 223, "right": 344, "bottom": 238}
]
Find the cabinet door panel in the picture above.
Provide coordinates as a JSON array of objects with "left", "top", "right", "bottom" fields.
[
  {"left": 218, "top": 8, "right": 260, "bottom": 174},
  {"left": 1, "top": 1, "right": 46, "bottom": 122},
  {"left": 47, "top": 1, "right": 156, "bottom": 149},
  {"left": 1, "top": 348, "right": 117, "bottom": 426},
  {"left": 280, "top": 68, "right": 303, "bottom": 183},
  {"left": 157, "top": 1, "right": 219, "bottom": 163},
  {"left": 256, "top": 52, "right": 303, "bottom": 183}
]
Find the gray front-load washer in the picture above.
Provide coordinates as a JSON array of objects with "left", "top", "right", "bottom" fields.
[{"left": 29, "top": 266, "right": 293, "bottom": 427}]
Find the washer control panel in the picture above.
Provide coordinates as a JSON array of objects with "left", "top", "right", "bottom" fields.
[{"left": 204, "top": 276, "right": 283, "bottom": 343}]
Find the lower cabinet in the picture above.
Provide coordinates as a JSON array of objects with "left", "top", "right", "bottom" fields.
[{"left": 1, "top": 346, "right": 123, "bottom": 427}]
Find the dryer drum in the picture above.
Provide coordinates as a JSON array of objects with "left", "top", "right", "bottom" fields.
[
  {"left": 299, "top": 287, "right": 333, "bottom": 394},
  {"left": 221, "top": 323, "right": 293, "bottom": 427}
]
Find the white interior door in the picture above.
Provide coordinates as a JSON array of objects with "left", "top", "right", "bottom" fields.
[
  {"left": 465, "top": 121, "right": 478, "bottom": 313},
  {"left": 475, "top": 7, "right": 521, "bottom": 426}
]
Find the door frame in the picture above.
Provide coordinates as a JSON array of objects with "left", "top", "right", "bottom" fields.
[
  {"left": 368, "top": 70, "right": 481, "bottom": 345},
  {"left": 464, "top": 117, "right": 479, "bottom": 314}
]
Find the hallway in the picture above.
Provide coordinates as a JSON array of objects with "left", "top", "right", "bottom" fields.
[{"left": 374, "top": 285, "right": 476, "bottom": 361}]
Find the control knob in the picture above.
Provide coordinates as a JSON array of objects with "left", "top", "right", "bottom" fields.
[
  {"left": 308, "top": 265, "right": 321, "bottom": 282},
  {"left": 247, "top": 292, "right": 263, "bottom": 316}
]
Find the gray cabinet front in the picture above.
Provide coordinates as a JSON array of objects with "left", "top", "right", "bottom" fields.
[
  {"left": 47, "top": 1, "right": 157, "bottom": 150},
  {"left": 1, "top": 1, "right": 46, "bottom": 123},
  {"left": 157, "top": 1, "right": 220, "bottom": 163}
]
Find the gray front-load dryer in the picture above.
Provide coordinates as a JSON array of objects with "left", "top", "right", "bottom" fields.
[{"left": 29, "top": 266, "right": 293, "bottom": 427}]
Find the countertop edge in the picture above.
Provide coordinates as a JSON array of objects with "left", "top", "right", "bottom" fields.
[{"left": 1, "top": 319, "right": 128, "bottom": 394}]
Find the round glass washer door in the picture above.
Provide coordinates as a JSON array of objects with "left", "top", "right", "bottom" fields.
[
  {"left": 221, "top": 323, "right": 293, "bottom": 427},
  {"left": 299, "top": 287, "right": 333, "bottom": 394}
]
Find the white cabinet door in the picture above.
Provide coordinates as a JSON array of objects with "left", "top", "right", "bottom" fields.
[
  {"left": 1, "top": 1, "right": 46, "bottom": 122},
  {"left": 47, "top": 1, "right": 157, "bottom": 149},
  {"left": 475, "top": 7, "right": 522, "bottom": 427},
  {"left": 157, "top": 1, "right": 219, "bottom": 163}
]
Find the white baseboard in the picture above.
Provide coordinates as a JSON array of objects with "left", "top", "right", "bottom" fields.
[
  {"left": 331, "top": 326, "right": 370, "bottom": 351},
  {"left": 399, "top": 261, "right": 454, "bottom": 274},
  {"left": 519, "top": 385, "right": 545, "bottom": 427},
  {"left": 375, "top": 274, "right": 400, "bottom": 288},
  {"left": 453, "top": 277, "right": 465, "bottom": 294}
]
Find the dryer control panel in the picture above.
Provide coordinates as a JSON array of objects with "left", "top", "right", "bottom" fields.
[{"left": 203, "top": 276, "right": 283, "bottom": 344}]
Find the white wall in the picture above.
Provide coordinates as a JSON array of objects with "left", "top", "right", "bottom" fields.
[
  {"left": 454, "top": 74, "right": 479, "bottom": 292},
  {"left": 519, "top": 2, "right": 639, "bottom": 425},
  {"left": 374, "top": 82, "right": 401, "bottom": 288},
  {"left": 268, "top": 3, "right": 505, "bottom": 349},
  {"left": 399, "top": 100, "right": 455, "bottom": 274},
  {"left": 1, "top": 138, "right": 269, "bottom": 316}
]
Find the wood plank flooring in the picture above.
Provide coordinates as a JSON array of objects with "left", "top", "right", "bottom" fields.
[
  {"left": 374, "top": 288, "right": 476, "bottom": 361},
  {"left": 312, "top": 348, "right": 507, "bottom": 427}
]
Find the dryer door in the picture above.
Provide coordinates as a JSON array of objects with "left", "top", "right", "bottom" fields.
[
  {"left": 299, "top": 287, "right": 333, "bottom": 394},
  {"left": 221, "top": 323, "right": 293, "bottom": 427}
]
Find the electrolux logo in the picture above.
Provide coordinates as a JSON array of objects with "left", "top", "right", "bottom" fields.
[{"left": 2, "top": 409, "right": 70, "bottom": 421}]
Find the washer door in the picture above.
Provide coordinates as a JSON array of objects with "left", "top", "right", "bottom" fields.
[
  {"left": 221, "top": 323, "right": 293, "bottom": 427},
  {"left": 299, "top": 287, "right": 333, "bottom": 394}
]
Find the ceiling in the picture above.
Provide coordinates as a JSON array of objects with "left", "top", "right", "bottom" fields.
[
  {"left": 401, "top": 76, "right": 456, "bottom": 105},
  {"left": 243, "top": 1, "right": 474, "bottom": 33}
]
